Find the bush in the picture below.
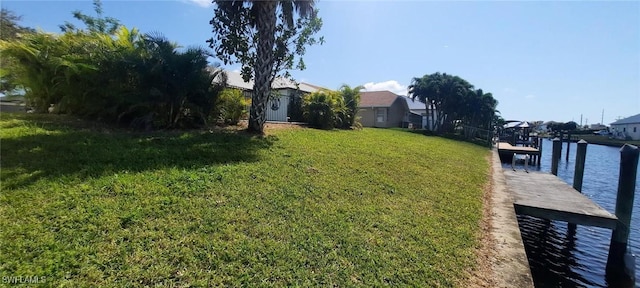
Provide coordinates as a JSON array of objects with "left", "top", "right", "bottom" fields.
[
  {"left": 0, "top": 28, "right": 223, "bottom": 129},
  {"left": 287, "top": 92, "right": 304, "bottom": 122},
  {"left": 216, "top": 88, "right": 248, "bottom": 125},
  {"left": 303, "top": 90, "right": 344, "bottom": 129},
  {"left": 0, "top": 2, "right": 225, "bottom": 129},
  {"left": 338, "top": 84, "right": 363, "bottom": 128}
]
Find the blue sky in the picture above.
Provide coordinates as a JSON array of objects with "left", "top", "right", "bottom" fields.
[{"left": 3, "top": 0, "right": 639, "bottom": 125}]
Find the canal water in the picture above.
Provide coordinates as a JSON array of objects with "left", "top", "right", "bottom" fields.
[{"left": 505, "top": 139, "right": 639, "bottom": 287}]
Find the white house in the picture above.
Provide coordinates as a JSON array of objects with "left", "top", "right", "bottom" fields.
[
  {"left": 610, "top": 113, "right": 640, "bottom": 140},
  {"left": 213, "top": 70, "right": 321, "bottom": 122}
]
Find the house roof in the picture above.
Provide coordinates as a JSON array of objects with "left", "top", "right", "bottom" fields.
[
  {"left": 211, "top": 69, "right": 319, "bottom": 93},
  {"left": 504, "top": 121, "right": 531, "bottom": 129},
  {"left": 360, "top": 91, "right": 401, "bottom": 107},
  {"left": 611, "top": 113, "right": 640, "bottom": 125},
  {"left": 301, "top": 82, "right": 329, "bottom": 91},
  {"left": 402, "top": 96, "right": 427, "bottom": 110}
]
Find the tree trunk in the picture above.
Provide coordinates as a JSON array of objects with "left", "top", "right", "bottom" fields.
[
  {"left": 430, "top": 101, "right": 437, "bottom": 132},
  {"left": 248, "top": 1, "right": 277, "bottom": 133},
  {"left": 424, "top": 101, "right": 430, "bottom": 130}
]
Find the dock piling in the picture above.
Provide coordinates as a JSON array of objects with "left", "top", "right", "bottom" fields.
[
  {"left": 537, "top": 137, "right": 543, "bottom": 166},
  {"left": 551, "top": 138, "right": 561, "bottom": 176},
  {"left": 558, "top": 132, "right": 564, "bottom": 159},
  {"left": 572, "top": 140, "right": 588, "bottom": 192},
  {"left": 566, "top": 132, "right": 572, "bottom": 161},
  {"left": 568, "top": 139, "right": 588, "bottom": 231},
  {"left": 606, "top": 144, "right": 639, "bottom": 285}
]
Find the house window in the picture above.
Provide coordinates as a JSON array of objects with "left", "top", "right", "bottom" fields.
[
  {"left": 634, "top": 127, "right": 637, "bottom": 133},
  {"left": 623, "top": 127, "right": 626, "bottom": 132},
  {"left": 376, "top": 108, "right": 386, "bottom": 122}
]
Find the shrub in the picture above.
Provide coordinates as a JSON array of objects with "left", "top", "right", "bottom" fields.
[
  {"left": 0, "top": 2, "right": 225, "bottom": 129},
  {"left": 0, "top": 28, "right": 224, "bottom": 129},
  {"left": 338, "top": 84, "right": 363, "bottom": 128},
  {"left": 287, "top": 91, "right": 304, "bottom": 122},
  {"left": 303, "top": 90, "right": 344, "bottom": 129},
  {"left": 216, "top": 88, "right": 248, "bottom": 125}
]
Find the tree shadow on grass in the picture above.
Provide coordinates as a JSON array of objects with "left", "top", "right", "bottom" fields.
[{"left": 1, "top": 115, "right": 276, "bottom": 190}]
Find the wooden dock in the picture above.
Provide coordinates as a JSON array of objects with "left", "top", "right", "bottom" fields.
[
  {"left": 503, "top": 170, "right": 618, "bottom": 229},
  {"left": 497, "top": 142, "right": 540, "bottom": 155}
]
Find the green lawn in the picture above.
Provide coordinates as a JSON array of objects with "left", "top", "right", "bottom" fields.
[{"left": 1, "top": 113, "right": 490, "bottom": 287}]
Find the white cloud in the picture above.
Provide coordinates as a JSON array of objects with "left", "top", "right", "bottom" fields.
[
  {"left": 187, "top": 0, "right": 212, "bottom": 8},
  {"left": 362, "top": 80, "right": 408, "bottom": 96},
  {"left": 525, "top": 94, "right": 536, "bottom": 99}
]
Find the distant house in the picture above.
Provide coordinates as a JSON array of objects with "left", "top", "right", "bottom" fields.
[
  {"left": 358, "top": 91, "right": 411, "bottom": 128},
  {"left": 402, "top": 96, "right": 438, "bottom": 130},
  {"left": 610, "top": 113, "right": 640, "bottom": 140},
  {"left": 213, "top": 69, "right": 321, "bottom": 122},
  {"left": 589, "top": 123, "right": 608, "bottom": 130}
]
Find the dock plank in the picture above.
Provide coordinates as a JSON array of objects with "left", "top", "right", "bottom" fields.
[
  {"left": 497, "top": 142, "right": 540, "bottom": 154},
  {"left": 503, "top": 170, "right": 618, "bottom": 229}
]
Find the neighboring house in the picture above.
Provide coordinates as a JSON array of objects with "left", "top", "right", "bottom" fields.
[
  {"left": 358, "top": 91, "right": 410, "bottom": 128},
  {"left": 213, "top": 69, "right": 321, "bottom": 122},
  {"left": 610, "top": 113, "right": 640, "bottom": 140},
  {"left": 589, "top": 123, "right": 608, "bottom": 130},
  {"left": 402, "top": 96, "right": 438, "bottom": 130}
]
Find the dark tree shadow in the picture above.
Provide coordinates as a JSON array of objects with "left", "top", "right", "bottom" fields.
[{"left": 1, "top": 114, "right": 276, "bottom": 190}]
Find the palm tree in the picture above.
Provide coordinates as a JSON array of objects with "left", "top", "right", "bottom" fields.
[
  {"left": 212, "top": 0, "right": 316, "bottom": 133},
  {"left": 339, "top": 84, "right": 363, "bottom": 128},
  {"left": 409, "top": 73, "right": 442, "bottom": 131},
  {"left": 437, "top": 73, "right": 473, "bottom": 132}
]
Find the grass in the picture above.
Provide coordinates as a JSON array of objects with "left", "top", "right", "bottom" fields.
[{"left": 1, "top": 113, "right": 490, "bottom": 287}]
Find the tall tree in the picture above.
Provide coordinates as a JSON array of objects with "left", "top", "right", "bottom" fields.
[
  {"left": 410, "top": 72, "right": 497, "bottom": 134},
  {"left": 208, "top": 1, "right": 323, "bottom": 133},
  {"left": 408, "top": 73, "right": 441, "bottom": 131},
  {"left": 0, "top": 9, "right": 35, "bottom": 95},
  {"left": 438, "top": 73, "right": 473, "bottom": 132},
  {"left": 460, "top": 88, "right": 498, "bottom": 139},
  {"left": 59, "top": 0, "right": 121, "bottom": 34}
]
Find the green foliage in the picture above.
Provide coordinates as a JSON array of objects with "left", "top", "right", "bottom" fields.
[
  {"left": 120, "top": 33, "right": 222, "bottom": 129},
  {"left": 302, "top": 85, "right": 363, "bottom": 130},
  {"left": 563, "top": 121, "right": 578, "bottom": 131},
  {"left": 287, "top": 91, "right": 304, "bottom": 122},
  {"left": 216, "top": 88, "right": 249, "bottom": 125},
  {"left": 208, "top": 1, "right": 323, "bottom": 132},
  {"left": 59, "top": 0, "right": 121, "bottom": 34},
  {"left": 1, "top": 113, "right": 489, "bottom": 286},
  {"left": 1, "top": 6, "right": 223, "bottom": 129},
  {"left": 0, "top": 8, "right": 35, "bottom": 95},
  {"left": 303, "top": 89, "right": 345, "bottom": 129},
  {"left": 547, "top": 121, "right": 578, "bottom": 133},
  {"left": 0, "top": 9, "right": 34, "bottom": 40},
  {"left": 409, "top": 72, "right": 498, "bottom": 137},
  {"left": 339, "top": 84, "right": 363, "bottom": 128},
  {"left": 208, "top": 1, "right": 323, "bottom": 82}
]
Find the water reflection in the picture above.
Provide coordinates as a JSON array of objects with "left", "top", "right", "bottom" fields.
[{"left": 504, "top": 139, "right": 639, "bottom": 287}]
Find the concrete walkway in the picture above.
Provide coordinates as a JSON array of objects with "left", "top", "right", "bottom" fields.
[{"left": 489, "top": 149, "right": 535, "bottom": 287}]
